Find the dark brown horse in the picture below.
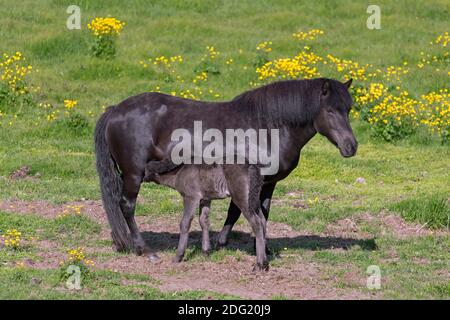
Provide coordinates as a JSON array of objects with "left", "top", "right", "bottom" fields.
[{"left": 94, "top": 78, "right": 357, "bottom": 270}]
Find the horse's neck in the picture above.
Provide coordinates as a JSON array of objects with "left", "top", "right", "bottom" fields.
[
  {"left": 275, "top": 124, "right": 317, "bottom": 177},
  {"left": 154, "top": 172, "right": 178, "bottom": 189},
  {"left": 289, "top": 124, "right": 317, "bottom": 150}
]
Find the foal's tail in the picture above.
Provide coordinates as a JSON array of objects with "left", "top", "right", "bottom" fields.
[{"left": 94, "top": 106, "right": 132, "bottom": 252}]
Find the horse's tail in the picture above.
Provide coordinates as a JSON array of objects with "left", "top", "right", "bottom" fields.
[{"left": 94, "top": 106, "right": 132, "bottom": 252}]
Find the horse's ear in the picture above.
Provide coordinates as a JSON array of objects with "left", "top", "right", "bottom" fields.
[
  {"left": 322, "top": 80, "right": 330, "bottom": 95},
  {"left": 344, "top": 78, "right": 353, "bottom": 88}
]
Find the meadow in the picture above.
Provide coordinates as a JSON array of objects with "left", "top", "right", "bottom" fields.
[{"left": 0, "top": 0, "right": 449, "bottom": 299}]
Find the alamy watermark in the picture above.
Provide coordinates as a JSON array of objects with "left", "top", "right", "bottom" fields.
[
  {"left": 66, "top": 5, "right": 81, "bottom": 30},
  {"left": 65, "top": 265, "right": 81, "bottom": 290},
  {"left": 366, "top": 265, "right": 381, "bottom": 290},
  {"left": 67, "top": 4, "right": 381, "bottom": 33},
  {"left": 170, "top": 121, "right": 280, "bottom": 175},
  {"left": 367, "top": 5, "right": 381, "bottom": 29}
]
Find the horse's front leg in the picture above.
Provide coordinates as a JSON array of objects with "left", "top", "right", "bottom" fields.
[
  {"left": 120, "top": 173, "right": 159, "bottom": 261},
  {"left": 199, "top": 200, "right": 212, "bottom": 255},
  {"left": 257, "top": 182, "right": 276, "bottom": 255},
  {"left": 174, "top": 196, "right": 198, "bottom": 263},
  {"left": 215, "top": 200, "right": 241, "bottom": 249},
  {"left": 260, "top": 182, "right": 276, "bottom": 221}
]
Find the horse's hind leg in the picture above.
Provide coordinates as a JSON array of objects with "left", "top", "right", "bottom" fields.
[
  {"left": 174, "top": 196, "right": 198, "bottom": 263},
  {"left": 199, "top": 200, "right": 212, "bottom": 255},
  {"left": 120, "top": 173, "right": 158, "bottom": 261}
]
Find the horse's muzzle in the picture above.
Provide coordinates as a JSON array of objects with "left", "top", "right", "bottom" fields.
[{"left": 339, "top": 138, "right": 358, "bottom": 158}]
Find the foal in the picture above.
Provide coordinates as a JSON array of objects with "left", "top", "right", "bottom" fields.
[{"left": 143, "top": 160, "right": 268, "bottom": 270}]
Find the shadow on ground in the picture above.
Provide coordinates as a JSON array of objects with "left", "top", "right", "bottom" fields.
[{"left": 141, "top": 230, "right": 377, "bottom": 257}]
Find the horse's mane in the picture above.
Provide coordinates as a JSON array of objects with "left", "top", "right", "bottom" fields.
[{"left": 231, "top": 78, "right": 343, "bottom": 128}]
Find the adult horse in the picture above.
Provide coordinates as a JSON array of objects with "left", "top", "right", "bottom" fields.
[
  {"left": 216, "top": 79, "right": 358, "bottom": 251},
  {"left": 94, "top": 78, "right": 357, "bottom": 268}
]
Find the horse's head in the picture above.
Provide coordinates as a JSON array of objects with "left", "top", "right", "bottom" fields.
[{"left": 313, "top": 78, "right": 358, "bottom": 158}]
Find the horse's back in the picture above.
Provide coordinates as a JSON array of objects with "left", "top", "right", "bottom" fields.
[{"left": 105, "top": 92, "right": 169, "bottom": 174}]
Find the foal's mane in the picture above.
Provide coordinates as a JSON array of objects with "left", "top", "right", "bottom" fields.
[{"left": 231, "top": 78, "right": 336, "bottom": 128}]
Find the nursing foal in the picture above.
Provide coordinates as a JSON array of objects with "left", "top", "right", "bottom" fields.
[{"left": 143, "top": 160, "right": 268, "bottom": 270}]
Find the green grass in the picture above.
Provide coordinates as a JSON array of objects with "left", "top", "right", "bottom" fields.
[
  {"left": 390, "top": 195, "right": 450, "bottom": 229},
  {"left": 0, "top": 210, "right": 101, "bottom": 249},
  {"left": 0, "top": 0, "right": 449, "bottom": 299}
]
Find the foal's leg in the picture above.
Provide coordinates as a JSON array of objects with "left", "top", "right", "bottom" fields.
[
  {"left": 120, "top": 173, "right": 158, "bottom": 260},
  {"left": 226, "top": 167, "right": 268, "bottom": 271},
  {"left": 199, "top": 199, "right": 212, "bottom": 255},
  {"left": 241, "top": 208, "right": 268, "bottom": 271},
  {"left": 174, "top": 196, "right": 198, "bottom": 263},
  {"left": 230, "top": 193, "right": 268, "bottom": 270}
]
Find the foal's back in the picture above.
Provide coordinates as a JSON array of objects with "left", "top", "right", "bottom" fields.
[{"left": 144, "top": 162, "right": 230, "bottom": 201}]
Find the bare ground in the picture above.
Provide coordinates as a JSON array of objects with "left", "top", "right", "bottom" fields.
[{"left": 2, "top": 198, "right": 443, "bottom": 299}]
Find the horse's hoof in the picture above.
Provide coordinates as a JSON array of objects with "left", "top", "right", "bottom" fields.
[
  {"left": 202, "top": 249, "right": 211, "bottom": 256},
  {"left": 147, "top": 253, "right": 160, "bottom": 263},
  {"left": 172, "top": 255, "right": 183, "bottom": 263},
  {"left": 215, "top": 240, "right": 228, "bottom": 250},
  {"left": 112, "top": 244, "right": 130, "bottom": 253},
  {"left": 134, "top": 246, "right": 145, "bottom": 256},
  {"left": 252, "top": 263, "right": 269, "bottom": 272}
]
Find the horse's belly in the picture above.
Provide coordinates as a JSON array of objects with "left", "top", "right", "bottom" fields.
[
  {"left": 199, "top": 167, "right": 230, "bottom": 200},
  {"left": 204, "top": 188, "right": 230, "bottom": 200}
]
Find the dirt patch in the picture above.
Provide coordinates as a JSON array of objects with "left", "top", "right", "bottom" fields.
[
  {"left": 32, "top": 250, "right": 66, "bottom": 269},
  {"left": 326, "top": 217, "right": 360, "bottom": 236},
  {"left": 272, "top": 192, "right": 310, "bottom": 210},
  {"left": 89, "top": 214, "right": 376, "bottom": 299},
  {"left": 9, "top": 166, "right": 40, "bottom": 180},
  {"left": 96, "top": 250, "right": 372, "bottom": 299},
  {"left": 0, "top": 199, "right": 107, "bottom": 224},
  {"left": 155, "top": 260, "right": 371, "bottom": 300},
  {"left": 326, "top": 211, "right": 449, "bottom": 239},
  {"left": 2, "top": 239, "right": 66, "bottom": 270},
  {"left": 9, "top": 166, "right": 30, "bottom": 179},
  {"left": 364, "top": 211, "right": 448, "bottom": 238},
  {"left": 377, "top": 211, "right": 434, "bottom": 237}
]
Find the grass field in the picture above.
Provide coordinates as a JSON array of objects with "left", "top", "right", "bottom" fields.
[{"left": 0, "top": 0, "right": 449, "bottom": 299}]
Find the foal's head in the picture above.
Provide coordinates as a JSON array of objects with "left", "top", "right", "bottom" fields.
[{"left": 313, "top": 79, "right": 358, "bottom": 157}]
